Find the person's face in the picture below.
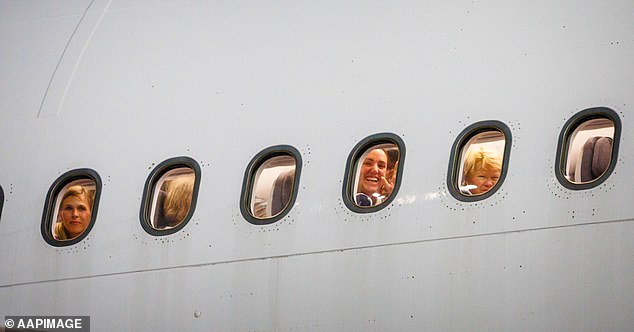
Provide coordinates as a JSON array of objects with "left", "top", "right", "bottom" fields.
[
  {"left": 358, "top": 149, "right": 388, "bottom": 197},
  {"left": 60, "top": 195, "right": 91, "bottom": 238},
  {"left": 466, "top": 168, "right": 500, "bottom": 194}
]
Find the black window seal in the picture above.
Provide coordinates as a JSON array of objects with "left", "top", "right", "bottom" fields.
[
  {"left": 0, "top": 185, "right": 4, "bottom": 222},
  {"left": 139, "top": 156, "right": 201, "bottom": 236},
  {"left": 41, "top": 168, "right": 102, "bottom": 247},
  {"left": 342, "top": 133, "right": 406, "bottom": 214},
  {"left": 447, "top": 120, "right": 512, "bottom": 202},
  {"left": 555, "top": 107, "right": 621, "bottom": 190},
  {"left": 240, "top": 145, "right": 302, "bottom": 225}
]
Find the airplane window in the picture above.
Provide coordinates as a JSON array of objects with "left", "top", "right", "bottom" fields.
[
  {"left": 250, "top": 155, "right": 296, "bottom": 219},
  {"left": 447, "top": 121, "right": 511, "bottom": 201},
  {"left": 240, "top": 145, "right": 302, "bottom": 225},
  {"left": 41, "top": 169, "right": 102, "bottom": 246},
  {"left": 140, "top": 157, "right": 201, "bottom": 236},
  {"left": 342, "top": 133, "right": 405, "bottom": 213},
  {"left": 151, "top": 169, "right": 195, "bottom": 229},
  {"left": 556, "top": 107, "right": 621, "bottom": 189}
]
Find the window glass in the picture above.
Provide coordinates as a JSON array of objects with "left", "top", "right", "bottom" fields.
[
  {"left": 150, "top": 167, "right": 196, "bottom": 230},
  {"left": 250, "top": 154, "right": 297, "bottom": 219},
  {"left": 240, "top": 145, "right": 302, "bottom": 225},
  {"left": 564, "top": 118, "right": 615, "bottom": 184},
  {"left": 447, "top": 121, "right": 511, "bottom": 201},
  {"left": 457, "top": 130, "right": 506, "bottom": 196},
  {"left": 352, "top": 143, "right": 401, "bottom": 208},
  {"left": 41, "top": 168, "right": 102, "bottom": 246},
  {"left": 140, "top": 157, "right": 200, "bottom": 235},
  {"left": 51, "top": 178, "right": 97, "bottom": 241}
]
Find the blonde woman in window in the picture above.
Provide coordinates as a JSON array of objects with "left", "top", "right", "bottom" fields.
[
  {"left": 461, "top": 147, "right": 502, "bottom": 195},
  {"left": 160, "top": 174, "right": 195, "bottom": 228},
  {"left": 54, "top": 185, "right": 94, "bottom": 240}
]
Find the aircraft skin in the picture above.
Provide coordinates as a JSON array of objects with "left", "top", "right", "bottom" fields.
[{"left": 1, "top": 1, "right": 633, "bottom": 331}]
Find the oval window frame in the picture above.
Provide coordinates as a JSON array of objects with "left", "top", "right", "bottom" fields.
[
  {"left": 555, "top": 107, "right": 621, "bottom": 190},
  {"left": 447, "top": 120, "right": 512, "bottom": 202},
  {"left": 139, "top": 156, "right": 201, "bottom": 236},
  {"left": 240, "top": 145, "right": 302, "bottom": 225},
  {"left": 41, "top": 168, "right": 102, "bottom": 247},
  {"left": 342, "top": 133, "right": 406, "bottom": 214}
]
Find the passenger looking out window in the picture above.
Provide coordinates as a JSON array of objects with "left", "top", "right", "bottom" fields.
[
  {"left": 354, "top": 145, "right": 399, "bottom": 207},
  {"left": 53, "top": 185, "right": 94, "bottom": 240},
  {"left": 460, "top": 147, "right": 502, "bottom": 195},
  {"left": 451, "top": 126, "right": 508, "bottom": 199}
]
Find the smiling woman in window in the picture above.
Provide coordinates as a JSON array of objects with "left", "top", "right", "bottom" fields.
[
  {"left": 355, "top": 148, "right": 394, "bottom": 207},
  {"left": 54, "top": 185, "right": 94, "bottom": 240},
  {"left": 342, "top": 133, "right": 405, "bottom": 213}
]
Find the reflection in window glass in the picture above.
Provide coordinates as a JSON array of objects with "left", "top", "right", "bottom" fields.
[
  {"left": 352, "top": 143, "right": 400, "bottom": 207},
  {"left": 150, "top": 168, "right": 195, "bottom": 230},
  {"left": 564, "top": 118, "right": 615, "bottom": 184},
  {"left": 52, "top": 179, "right": 96, "bottom": 241},
  {"left": 250, "top": 155, "right": 297, "bottom": 219},
  {"left": 458, "top": 130, "right": 505, "bottom": 196}
]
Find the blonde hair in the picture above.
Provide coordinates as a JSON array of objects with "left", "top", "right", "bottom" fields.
[
  {"left": 54, "top": 185, "right": 94, "bottom": 240},
  {"left": 462, "top": 147, "right": 502, "bottom": 185},
  {"left": 162, "top": 174, "right": 195, "bottom": 226}
]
